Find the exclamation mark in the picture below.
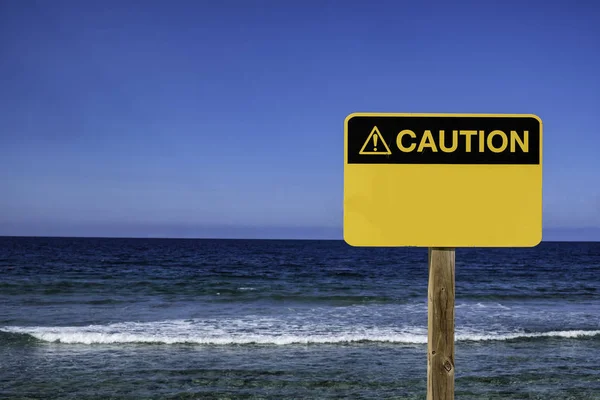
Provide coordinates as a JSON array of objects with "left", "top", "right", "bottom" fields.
[{"left": 373, "top": 133, "right": 378, "bottom": 152}]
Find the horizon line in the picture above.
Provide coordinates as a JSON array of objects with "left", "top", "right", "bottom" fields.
[{"left": 0, "top": 234, "right": 598, "bottom": 244}]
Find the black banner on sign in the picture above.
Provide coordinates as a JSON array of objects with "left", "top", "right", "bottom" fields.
[{"left": 346, "top": 115, "right": 541, "bottom": 165}]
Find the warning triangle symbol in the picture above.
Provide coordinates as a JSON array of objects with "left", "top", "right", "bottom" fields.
[{"left": 359, "top": 126, "right": 392, "bottom": 155}]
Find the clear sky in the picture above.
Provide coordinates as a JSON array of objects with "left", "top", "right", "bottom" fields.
[{"left": 1, "top": 0, "right": 599, "bottom": 240}]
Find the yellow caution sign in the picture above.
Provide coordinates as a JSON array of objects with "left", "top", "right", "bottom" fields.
[
  {"left": 359, "top": 126, "right": 392, "bottom": 155},
  {"left": 343, "top": 112, "right": 543, "bottom": 247}
]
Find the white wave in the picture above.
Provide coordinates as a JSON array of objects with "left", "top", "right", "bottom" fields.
[
  {"left": 455, "top": 302, "right": 512, "bottom": 312},
  {"left": 1, "top": 320, "right": 599, "bottom": 345},
  {"left": 456, "top": 302, "right": 512, "bottom": 310},
  {"left": 456, "top": 330, "right": 600, "bottom": 342},
  {"left": 2, "top": 330, "right": 426, "bottom": 345}
]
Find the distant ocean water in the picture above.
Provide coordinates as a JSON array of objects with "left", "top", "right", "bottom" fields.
[{"left": 1, "top": 237, "right": 599, "bottom": 399}]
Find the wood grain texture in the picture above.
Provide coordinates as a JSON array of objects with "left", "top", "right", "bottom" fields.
[{"left": 427, "top": 247, "right": 456, "bottom": 400}]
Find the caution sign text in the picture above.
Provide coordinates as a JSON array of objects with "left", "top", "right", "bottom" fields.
[{"left": 347, "top": 115, "right": 541, "bottom": 164}]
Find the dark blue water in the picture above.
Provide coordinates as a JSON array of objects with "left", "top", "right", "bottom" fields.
[{"left": 1, "top": 237, "right": 599, "bottom": 399}]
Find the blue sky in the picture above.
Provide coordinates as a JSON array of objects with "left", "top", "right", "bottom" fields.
[{"left": 1, "top": 0, "right": 599, "bottom": 240}]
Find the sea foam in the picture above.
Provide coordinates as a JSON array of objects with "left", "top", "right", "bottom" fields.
[{"left": 2, "top": 319, "right": 598, "bottom": 345}]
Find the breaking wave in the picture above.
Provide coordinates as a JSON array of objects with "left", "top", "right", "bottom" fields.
[{"left": 2, "top": 320, "right": 599, "bottom": 346}]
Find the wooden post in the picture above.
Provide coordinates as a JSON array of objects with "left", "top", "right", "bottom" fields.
[{"left": 427, "top": 247, "right": 456, "bottom": 400}]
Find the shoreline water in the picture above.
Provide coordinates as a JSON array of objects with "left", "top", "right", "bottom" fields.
[{"left": 1, "top": 237, "right": 599, "bottom": 399}]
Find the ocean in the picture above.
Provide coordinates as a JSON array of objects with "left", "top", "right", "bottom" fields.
[{"left": 0, "top": 237, "right": 599, "bottom": 399}]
